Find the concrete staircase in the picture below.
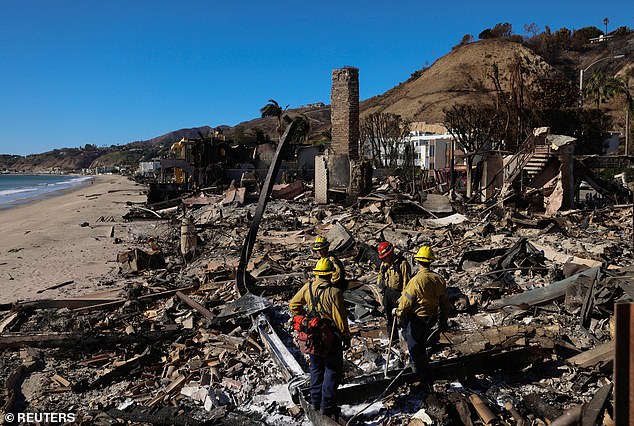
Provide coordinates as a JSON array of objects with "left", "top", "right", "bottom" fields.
[
  {"left": 524, "top": 149, "right": 554, "bottom": 180},
  {"left": 501, "top": 144, "right": 555, "bottom": 198}
]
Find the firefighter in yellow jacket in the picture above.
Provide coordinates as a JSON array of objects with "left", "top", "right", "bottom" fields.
[
  {"left": 395, "top": 245, "right": 450, "bottom": 391},
  {"left": 290, "top": 258, "right": 350, "bottom": 417},
  {"left": 377, "top": 241, "right": 411, "bottom": 340},
  {"left": 312, "top": 236, "right": 347, "bottom": 290}
]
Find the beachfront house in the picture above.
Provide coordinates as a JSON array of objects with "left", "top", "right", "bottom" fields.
[{"left": 138, "top": 159, "right": 161, "bottom": 177}]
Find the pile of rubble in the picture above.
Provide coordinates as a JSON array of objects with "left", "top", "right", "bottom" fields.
[{"left": 1, "top": 177, "right": 633, "bottom": 425}]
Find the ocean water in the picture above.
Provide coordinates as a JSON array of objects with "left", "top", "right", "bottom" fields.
[{"left": 0, "top": 174, "right": 93, "bottom": 209}]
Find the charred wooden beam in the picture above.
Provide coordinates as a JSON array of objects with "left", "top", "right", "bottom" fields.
[
  {"left": 2, "top": 286, "right": 197, "bottom": 314},
  {"left": 0, "top": 332, "right": 82, "bottom": 350},
  {"left": 488, "top": 266, "right": 601, "bottom": 311},
  {"left": 72, "top": 286, "right": 198, "bottom": 313},
  {"left": 235, "top": 121, "right": 299, "bottom": 295},
  {"left": 11, "top": 298, "right": 123, "bottom": 311},
  {"left": 0, "top": 330, "right": 185, "bottom": 350}
]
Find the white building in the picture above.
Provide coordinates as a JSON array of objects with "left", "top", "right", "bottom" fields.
[
  {"left": 138, "top": 159, "right": 161, "bottom": 177},
  {"left": 361, "top": 122, "right": 466, "bottom": 171},
  {"left": 408, "top": 122, "right": 465, "bottom": 170}
]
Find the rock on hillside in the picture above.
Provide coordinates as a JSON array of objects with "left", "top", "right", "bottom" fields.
[{"left": 361, "top": 39, "right": 561, "bottom": 123}]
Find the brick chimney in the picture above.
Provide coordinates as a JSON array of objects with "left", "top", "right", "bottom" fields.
[{"left": 330, "top": 67, "right": 359, "bottom": 160}]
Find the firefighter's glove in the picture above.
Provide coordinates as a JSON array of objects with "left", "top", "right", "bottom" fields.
[{"left": 391, "top": 308, "right": 399, "bottom": 317}]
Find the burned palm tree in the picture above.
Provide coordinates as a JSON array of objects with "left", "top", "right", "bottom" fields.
[
  {"left": 260, "top": 99, "right": 288, "bottom": 143},
  {"left": 584, "top": 69, "right": 622, "bottom": 108}
]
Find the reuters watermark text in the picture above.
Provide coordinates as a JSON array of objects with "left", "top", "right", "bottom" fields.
[{"left": 4, "top": 412, "right": 76, "bottom": 423}]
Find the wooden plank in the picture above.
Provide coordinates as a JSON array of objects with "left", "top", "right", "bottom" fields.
[
  {"left": 568, "top": 341, "right": 614, "bottom": 368},
  {"left": 176, "top": 291, "right": 214, "bottom": 321},
  {"left": 0, "top": 312, "right": 20, "bottom": 333},
  {"left": 51, "top": 374, "right": 71, "bottom": 387},
  {"left": 531, "top": 242, "right": 602, "bottom": 268},
  {"left": 164, "top": 374, "right": 187, "bottom": 395}
]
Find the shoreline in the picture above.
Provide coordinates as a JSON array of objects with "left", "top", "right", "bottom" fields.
[
  {"left": 0, "top": 174, "right": 147, "bottom": 304},
  {"left": 0, "top": 175, "right": 94, "bottom": 211}
]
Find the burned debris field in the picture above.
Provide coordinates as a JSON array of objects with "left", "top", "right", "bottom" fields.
[
  {"left": 1, "top": 171, "right": 632, "bottom": 425},
  {"left": 3, "top": 49, "right": 634, "bottom": 425}
]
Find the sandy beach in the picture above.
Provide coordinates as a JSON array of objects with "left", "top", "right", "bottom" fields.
[{"left": 0, "top": 174, "right": 147, "bottom": 304}]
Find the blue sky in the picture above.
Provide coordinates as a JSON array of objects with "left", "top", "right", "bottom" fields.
[{"left": 0, "top": 1, "right": 631, "bottom": 155}]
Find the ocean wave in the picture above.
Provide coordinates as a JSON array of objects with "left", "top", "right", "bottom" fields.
[
  {"left": 40, "top": 176, "right": 92, "bottom": 187},
  {"left": 0, "top": 175, "right": 93, "bottom": 208},
  {"left": 0, "top": 187, "right": 37, "bottom": 196}
]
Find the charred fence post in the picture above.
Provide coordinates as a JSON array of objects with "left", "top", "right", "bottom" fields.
[{"left": 614, "top": 301, "right": 634, "bottom": 424}]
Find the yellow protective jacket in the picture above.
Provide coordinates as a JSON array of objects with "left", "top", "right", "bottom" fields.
[
  {"left": 397, "top": 268, "right": 450, "bottom": 324},
  {"left": 377, "top": 256, "right": 411, "bottom": 292},
  {"left": 326, "top": 253, "right": 346, "bottom": 289},
  {"left": 289, "top": 276, "right": 350, "bottom": 338}
]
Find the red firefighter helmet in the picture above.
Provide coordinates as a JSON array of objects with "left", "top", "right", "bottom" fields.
[{"left": 377, "top": 241, "right": 394, "bottom": 259}]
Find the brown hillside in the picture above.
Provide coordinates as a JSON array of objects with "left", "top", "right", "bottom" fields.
[{"left": 361, "top": 39, "right": 561, "bottom": 123}]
